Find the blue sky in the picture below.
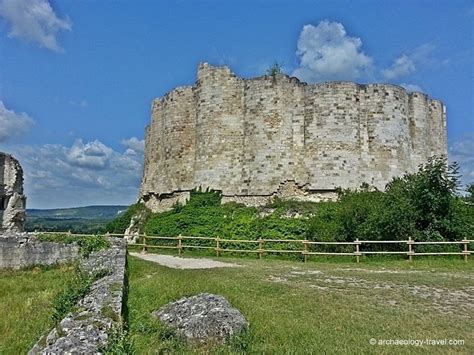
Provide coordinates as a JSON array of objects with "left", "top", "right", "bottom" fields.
[{"left": 0, "top": 0, "right": 473, "bottom": 208}]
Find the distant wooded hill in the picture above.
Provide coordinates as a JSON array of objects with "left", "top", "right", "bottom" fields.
[{"left": 25, "top": 205, "right": 128, "bottom": 233}]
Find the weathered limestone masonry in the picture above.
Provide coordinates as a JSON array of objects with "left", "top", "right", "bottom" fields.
[
  {"left": 0, "top": 152, "right": 26, "bottom": 231},
  {"left": 30, "top": 238, "right": 127, "bottom": 354},
  {"left": 0, "top": 233, "right": 79, "bottom": 269},
  {"left": 140, "top": 63, "right": 447, "bottom": 212}
]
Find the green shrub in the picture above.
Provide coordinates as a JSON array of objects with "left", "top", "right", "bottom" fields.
[
  {"left": 105, "top": 203, "right": 150, "bottom": 234},
  {"left": 79, "top": 235, "right": 111, "bottom": 257},
  {"left": 187, "top": 189, "right": 222, "bottom": 208},
  {"left": 144, "top": 190, "right": 310, "bottom": 246},
  {"left": 267, "top": 197, "right": 317, "bottom": 216},
  {"left": 306, "top": 202, "right": 341, "bottom": 242},
  {"left": 266, "top": 61, "right": 284, "bottom": 76}
]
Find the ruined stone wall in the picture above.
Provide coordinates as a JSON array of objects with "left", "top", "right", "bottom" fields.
[
  {"left": 140, "top": 63, "right": 447, "bottom": 211},
  {"left": 0, "top": 234, "right": 79, "bottom": 269},
  {"left": 0, "top": 152, "right": 26, "bottom": 231},
  {"left": 29, "top": 239, "right": 127, "bottom": 354}
]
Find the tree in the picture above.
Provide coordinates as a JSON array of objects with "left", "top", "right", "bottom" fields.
[
  {"left": 465, "top": 183, "right": 474, "bottom": 203},
  {"left": 385, "top": 156, "right": 461, "bottom": 240}
]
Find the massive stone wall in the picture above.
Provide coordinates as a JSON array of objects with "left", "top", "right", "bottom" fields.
[
  {"left": 0, "top": 152, "right": 26, "bottom": 231},
  {"left": 140, "top": 63, "right": 447, "bottom": 211}
]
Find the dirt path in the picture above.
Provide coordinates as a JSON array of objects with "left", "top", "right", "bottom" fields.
[{"left": 129, "top": 252, "right": 241, "bottom": 269}]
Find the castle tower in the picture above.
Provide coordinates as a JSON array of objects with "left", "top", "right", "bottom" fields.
[{"left": 140, "top": 63, "right": 447, "bottom": 212}]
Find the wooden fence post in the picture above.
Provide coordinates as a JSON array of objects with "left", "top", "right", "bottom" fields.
[
  {"left": 355, "top": 238, "right": 360, "bottom": 263},
  {"left": 303, "top": 240, "right": 308, "bottom": 262},
  {"left": 178, "top": 234, "right": 182, "bottom": 255},
  {"left": 142, "top": 233, "right": 147, "bottom": 254},
  {"left": 258, "top": 239, "right": 263, "bottom": 259},
  {"left": 408, "top": 237, "right": 413, "bottom": 262},
  {"left": 216, "top": 237, "right": 220, "bottom": 257},
  {"left": 462, "top": 239, "right": 468, "bottom": 263}
]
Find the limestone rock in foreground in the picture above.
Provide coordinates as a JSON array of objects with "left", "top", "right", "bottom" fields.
[{"left": 153, "top": 293, "right": 248, "bottom": 345}]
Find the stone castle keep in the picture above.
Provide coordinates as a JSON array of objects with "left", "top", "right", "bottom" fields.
[{"left": 140, "top": 63, "right": 447, "bottom": 212}]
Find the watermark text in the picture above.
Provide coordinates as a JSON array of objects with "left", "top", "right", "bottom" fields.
[{"left": 369, "top": 338, "right": 464, "bottom": 347}]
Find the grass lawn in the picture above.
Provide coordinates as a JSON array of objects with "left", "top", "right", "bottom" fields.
[
  {"left": 127, "top": 255, "right": 474, "bottom": 354},
  {"left": 0, "top": 265, "right": 74, "bottom": 354}
]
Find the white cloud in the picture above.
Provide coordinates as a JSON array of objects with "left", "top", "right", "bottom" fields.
[
  {"left": 0, "top": 100, "right": 35, "bottom": 142},
  {"left": 292, "top": 21, "right": 373, "bottom": 83},
  {"left": 291, "top": 23, "right": 443, "bottom": 87},
  {"left": 399, "top": 83, "right": 424, "bottom": 93},
  {"left": 66, "top": 139, "right": 113, "bottom": 169},
  {"left": 5, "top": 138, "right": 144, "bottom": 208},
  {"left": 381, "top": 44, "right": 437, "bottom": 81},
  {"left": 121, "top": 137, "right": 145, "bottom": 153},
  {"left": 382, "top": 55, "right": 416, "bottom": 80},
  {"left": 449, "top": 134, "right": 474, "bottom": 189},
  {"left": 0, "top": 0, "right": 72, "bottom": 52}
]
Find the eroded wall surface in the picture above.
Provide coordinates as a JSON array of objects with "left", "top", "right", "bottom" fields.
[
  {"left": 0, "top": 152, "right": 26, "bottom": 231},
  {"left": 140, "top": 63, "right": 447, "bottom": 211}
]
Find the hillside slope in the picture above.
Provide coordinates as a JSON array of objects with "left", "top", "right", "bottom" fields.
[{"left": 26, "top": 205, "right": 128, "bottom": 233}]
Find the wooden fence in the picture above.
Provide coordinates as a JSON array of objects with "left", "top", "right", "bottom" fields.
[
  {"left": 37, "top": 231, "right": 473, "bottom": 263},
  {"left": 103, "top": 233, "right": 473, "bottom": 263}
]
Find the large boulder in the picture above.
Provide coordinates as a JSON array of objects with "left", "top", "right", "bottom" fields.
[
  {"left": 153, "top": 293, "right": 248, "bottom": 345},
  {"left": 0, "top": 152, "right": 26, "bottom": 232}
]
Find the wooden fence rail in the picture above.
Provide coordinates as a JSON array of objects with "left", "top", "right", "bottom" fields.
[{"left": 37, "top": 231, "right": 473, "bottom": 263}]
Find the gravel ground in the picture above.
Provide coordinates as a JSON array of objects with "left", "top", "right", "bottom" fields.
[{"left": 129, "top": 252, "right": 241, "bottom": 269}]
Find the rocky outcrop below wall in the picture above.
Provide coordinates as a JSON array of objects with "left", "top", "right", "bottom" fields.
[
  {"left": 140, "top": 63, "right": 447, "bottom": 212},
  {"left": 0, "top": 152, "right": 26, "bottom": 232},
  {"left": 30, "top": 238, "right": 127, "bottom": 354},
  {"left": 0, "top": 233, "right": 79, "bottom": 269}
]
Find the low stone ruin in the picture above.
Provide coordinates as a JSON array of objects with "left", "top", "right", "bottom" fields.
[
  {"left": 29, "top": 238, "right": 127, "bottom": 354},
  {"left": 153, "top": 293, "right": 248, "bottom": 345},
  {"left": 0, "top": 152, "right": 26, "bottom": 232},
  {"left": 0, "top": 234, "right": 79, "bottom": 269}
]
